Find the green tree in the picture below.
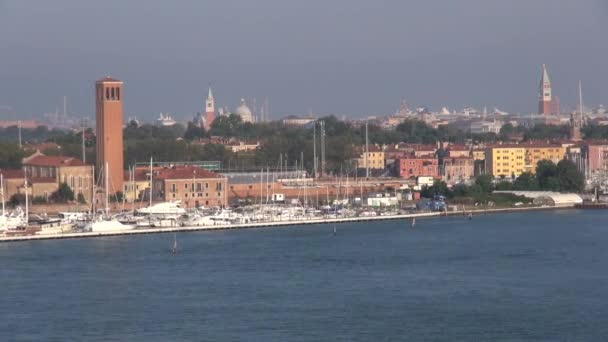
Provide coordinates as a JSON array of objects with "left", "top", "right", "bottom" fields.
[
  {"left": 183, "top": 122, "right": 206, "bottom": 141},
  {"left": 77, "top": 193, "right": 86, "bottom": 204},
  {"left": 512, "top": 172, "right": 539, "bottom": 191},
  {"left": 50, "top": 183, "right": 75, "bottom": 203},
  {"left": 557, "top": 159, "right": 585, "bottom": 192},
  {"left": 9, "top": 193, "right": 25, "bottom": 207},
  {"left": 475, "top": 174, "right": 494, "bottom": 193},
  {"left": 110, "top": 191, "right": 124, "bottom": 203},
  {"left": 536, "top": 160, "right": 559, "bottom": 191},
  {"left": 421, "top": 180, "right": 452, "bottom": 198},
  {"left": 0, "top": 143, "right": 25, "bottom": 169}
]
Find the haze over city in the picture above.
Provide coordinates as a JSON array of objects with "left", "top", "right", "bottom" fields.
[{"left": 0, "top": 0, "right": 606, "bottom": 119}]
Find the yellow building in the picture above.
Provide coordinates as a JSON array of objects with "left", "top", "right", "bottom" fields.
[
  {"left": 523, "top": 144, "right": 565, "bottom": 173},
  {"left": 356, "top": 147, "right": 385, "bottom": 170},
  {"left": 486, "top": 146, "right": 526, "bottom": 178}
]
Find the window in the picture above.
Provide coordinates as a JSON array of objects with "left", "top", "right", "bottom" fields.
[
  {"left": 205, "top": 183, "right": 209, "bottom": 189},
  {"left": 185, "top": 183, "right": 188, "bottom": 189},
  {"left": 197, "top": 183, "right": 202, "bottom": 192},
  {"left": 116, "top": 87, "right": 120, "bottom": 101},
  {"left": 205, "top": 193, "right": 209, "bottom": 197},
  {"left": 171, "top": 184, "right": 177, "bottom": 193}
]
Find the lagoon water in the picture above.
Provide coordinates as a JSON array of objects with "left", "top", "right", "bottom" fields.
[{"left": 2, "top": 210, "right": 608, "bottom": 341}]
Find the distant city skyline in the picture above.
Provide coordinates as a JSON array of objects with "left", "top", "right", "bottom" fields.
[{"left": 0, "top": 0, "right": 606, "bottom": 120}]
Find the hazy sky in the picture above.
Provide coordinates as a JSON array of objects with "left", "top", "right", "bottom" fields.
[{"left": 0, "top": 0, "right": 606, "bottom": 121}]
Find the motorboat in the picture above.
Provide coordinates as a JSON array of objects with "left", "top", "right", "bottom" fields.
[{"left": 136, "top": 201, "right": 187, "bottom": 217}]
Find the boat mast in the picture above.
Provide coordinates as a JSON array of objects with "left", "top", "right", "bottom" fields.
[
  {"left": 149, "top": 157, "right": 153, "bottom": 208},
  {"left": 24, "top": 168, "right": 29, "bottom": 224},
  {"left": 1, "top": 173, "right": 5, "bottom": 217},
  {"left": 92, "top": 165, "right": 96, "bottom": 217},
  {"left": 105, "top": 162, "right": 109, "bottom": 216}
]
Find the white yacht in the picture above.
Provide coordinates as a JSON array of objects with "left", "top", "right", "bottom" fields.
[
  {"left": 136, "top": 201, "right": 187, "bottom": 217},
  {"left": 86, "top": 217, "right": 135, "bottom": 232}
]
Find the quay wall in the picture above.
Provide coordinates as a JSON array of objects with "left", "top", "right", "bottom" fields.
[{"left": 0, "top": 205, "right": 574, "bottom": 244}]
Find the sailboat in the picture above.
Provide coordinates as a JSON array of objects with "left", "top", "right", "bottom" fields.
[
  {"left": 171, "top": 233, "right": 178, "bottom": 255},
  {"left": 87, "top": 162, "right": 134, "bottom": 232},
  {"left": 411, "top": 217, "right": 416, "bottom": 228}
]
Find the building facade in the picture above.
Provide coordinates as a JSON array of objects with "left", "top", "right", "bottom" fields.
[
  {"left": 356, "top": 147, "right": 385, "bottom": 170},
  {"left": 523, "top": 144, "right": 565, "bottom": 173},
  {"left": 152, "top": 166, "right": 228, "bottom": 208},
  {"left": 22, "top": 153, "right": 94, "bottom": 202},
  {"left": 442, "top": 156, "right": 475, "bottom": 182},
  {"left": 96, "top": 76, "right": 124, "bottom": 195},
  {"left": 486, "top": 146, "right": 526, "bottom": 178},
  {"left": 397, "top": 157, "right": 439, "bottom": 179}
]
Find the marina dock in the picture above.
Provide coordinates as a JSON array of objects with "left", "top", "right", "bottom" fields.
[{"left": 0, "top": 205, "right": 568, "bottom": 243}]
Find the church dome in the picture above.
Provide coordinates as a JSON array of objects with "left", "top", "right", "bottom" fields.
[{"left": 235, "top": 98, "right": 253, "bottom": 123}]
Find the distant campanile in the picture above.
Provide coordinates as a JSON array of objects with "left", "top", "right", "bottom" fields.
[
  {"left": 204, "top": 88, "right": 215, "bottom": 131},
  {"left": 538, "top": 64, "right": 552, "bottom": 115},
  {"left": 95, "top": 77, "right": 124, "bottom": 194}
]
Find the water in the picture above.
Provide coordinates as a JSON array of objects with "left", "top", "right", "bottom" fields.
[{"left": 2, "top": 210, "right": 608, "bottom": 341}]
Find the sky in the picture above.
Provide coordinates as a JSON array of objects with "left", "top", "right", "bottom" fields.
[{"left": 0, "top": 0, "right": 606, "bottom": 121}]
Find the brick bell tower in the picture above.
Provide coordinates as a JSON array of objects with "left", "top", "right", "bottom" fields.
[
  {"left": 204, "top": 87, "right": 215, "bottom": 131},
  {"left": 538, "top": 64, "right": 552, "bottom": 115},
  {"left": 95, "top": 77, "right": 124, "bottom": 195}
]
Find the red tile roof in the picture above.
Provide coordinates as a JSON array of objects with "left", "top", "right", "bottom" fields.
[
  {"left": 24, "top": 155, "right": 87, "bottom": 167},
  {"left": 124, "top": 168, "right": 150, "bottom": 182},
  {"left": 30, "top": 177, "right": 56, "bottom": 184},
  {"left": 0, "top": 169, "right": 25, "bottom": 179},
  {"left": 155, "top": 166, "right": 222, "bottom": 180}
]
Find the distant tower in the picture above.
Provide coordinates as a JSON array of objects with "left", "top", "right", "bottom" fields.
[
  {"left": 95, "top": 77, "right": 124, "bottom": 195},
  {"left": 570, "top": 81, "right": 584, "bottom": 141},
  {"left": 538, "top": 64, "right": 552, "bottom": 115},
  {"left": 204, "top": 88, "right": 215, "bottom": 131}
]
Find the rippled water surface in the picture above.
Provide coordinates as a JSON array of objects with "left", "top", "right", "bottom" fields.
[{"left": 2, "top": 210, "right": 608, "bottom": 341}]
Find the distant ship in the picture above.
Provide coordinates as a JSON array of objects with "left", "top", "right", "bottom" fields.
[{"left": 157, "top": 113, "right": 177, "bottom": 126}]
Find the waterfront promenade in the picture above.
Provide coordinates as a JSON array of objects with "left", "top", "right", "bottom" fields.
[{"left": 0, "top": 205, "right": 567, "bottom": 243}]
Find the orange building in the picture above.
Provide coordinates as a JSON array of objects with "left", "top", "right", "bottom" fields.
[{"left": 95, "top": 77, "right": 124, "bottom": 195}]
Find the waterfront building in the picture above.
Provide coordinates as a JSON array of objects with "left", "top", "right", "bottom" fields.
[
  {"left": 442, "top": 156, "right": 475, "bottom": 183},
  {"left": 95, "top": 76, "right": 124, "bottom": 195},
  {"left": 444, "top": 145, "right": 471, "bottom": 158},
  {"left": 485, "top": 145, "right": 525, "bottom": 178},
  {"left": 472, "top": 148, "right": 486, "bottom": 161},
  {"left": 585, "top": 143, "right": 608, "bottom": 177},
  {"left": 356, "top": 145, "right": 385, "bottom": 170},
  {"left": 204, "top": 88, "right": 215, "bottom": 130},
  {"left": 22, "top": 153, "right": 93, "bottom": 202},
  {"left": 538, "top": 64, "right": 552, "bottom": 115},
  {"left": 522, "top": 144, "right": 566, "bottom": 173},
  {"left": 123, "top": 168, "right": 151, "bottom": 203},
  {"left": 152, "top": 166, "right": 228, "bottom": 208},
  {"left": 397, "top": 157, "right": 439, "bottom": 179},
  {"left": 470, "top": 120, "right": 503, "bottom": 134}
]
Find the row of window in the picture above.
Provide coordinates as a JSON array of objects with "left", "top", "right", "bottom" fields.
[{"left": 170, "top": 182, "right": 222, "bottom": 193}]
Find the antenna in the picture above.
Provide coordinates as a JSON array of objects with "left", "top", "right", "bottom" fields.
[
  {"left": 18, "top": 120, "right": 22, "bottom": 148},
  {"left": 579, "top": 80, "right": 584, "bottom": 122}
]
